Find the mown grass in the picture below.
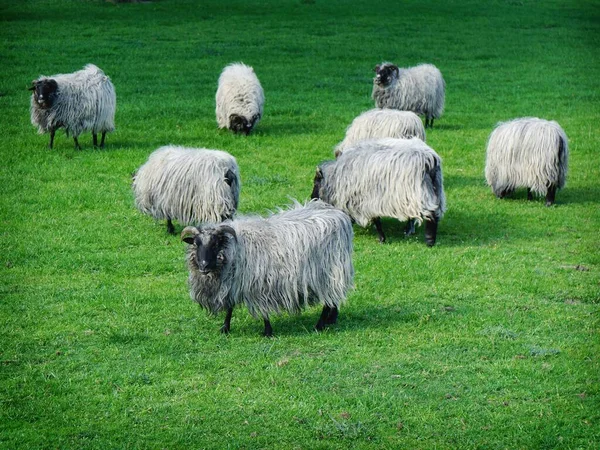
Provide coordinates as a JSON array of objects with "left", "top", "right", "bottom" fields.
[{"left": 1, "top": 0, "right": 599, "bottom": 448}]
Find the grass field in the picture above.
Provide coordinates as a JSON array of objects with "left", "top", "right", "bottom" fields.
[{"left": 1, "top": 0, "right": 599, "bottom": 448}]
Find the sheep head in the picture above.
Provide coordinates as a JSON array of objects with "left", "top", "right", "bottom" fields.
[
  {"left": 374, "top": 63, "right": 399, "bottom": 88},
  {"left": 182, "top": 225, "right": 237, "bottom": 275},
  {"left": 29, "top": 78, "right": 58, "bottom": 109},
  {"left": 229, "top": 114, "right": 253, "bottom": 135}
]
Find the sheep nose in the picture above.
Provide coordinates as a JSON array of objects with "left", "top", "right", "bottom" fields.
[{"left": 198, "top": 260, "right": 210, "bottom": 272}]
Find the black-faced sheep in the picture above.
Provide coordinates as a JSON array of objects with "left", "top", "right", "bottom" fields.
[
  {"left": 216, "top": 63, "right": 264, "bottom": 135},
  {"left": 29, "top": 64, "right": 116, "bottom": 149},
  {"left": 335, "top": 108, "right": 426, "bottom": 157},
  {"left": 485, "top": 117, "right": 569, "bottom": 206},
  {"left": 372, "top": 62, "right": 445, "bottom": 129},
  {"left": 132, "top": 146, "right": 240, "bottom": 234},
  {"left": 312, "top": 138, "right": 446, "bottom": 246},
  {"left": 181, "top": 200, "right": 354, "bottom": 337}
]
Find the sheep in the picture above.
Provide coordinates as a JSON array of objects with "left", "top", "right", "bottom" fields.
[
  {"left": 372, "top": 62, "right": 445, "bottom": 129},
  {"left": 132, "top": 146, "right": 240, "bottom": 234},
  {"left": 215, "top": 62, "right": 264, "bottom": 135},
  {"left": 485, "top": 117, "right": 569, "bottom": 206},
  {"left": 334, "top": 108, "right": 426, "bottom": 157},
  {"left": 181, "top": 200, "right": 354, "bottom": 337},
  {"left": 29, "top": 64, "right": 116, "bottom": 149},
  {"left": 312, "top": 138, "right": 446, "bottom": 246}
]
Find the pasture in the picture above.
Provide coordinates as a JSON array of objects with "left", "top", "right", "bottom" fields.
[{"left": 1, "top": 0, "right": 599, "bottom": 448}]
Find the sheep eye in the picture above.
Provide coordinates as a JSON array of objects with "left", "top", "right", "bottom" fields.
[{"left": 217, "top": 252, "right": 225, "bottom": 262}]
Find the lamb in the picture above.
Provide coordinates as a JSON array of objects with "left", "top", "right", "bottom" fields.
[
  {"left": 485, "top": 117, "right": 569, "bottom": 206},
  {"left": 334, "top": 108, "right": 426, "bottom": 157},
  {"left": 372, "top": 62, "right": 445, "bottom": 128},
  {"left": 215, "top": 62, "right": 264, "bottom": 135},
  {"left": 29, "top": 64, "right": 116, "bottom": 149},
  {"left": 181, "top": 200, "right": 354, "bottom": 337},
  {"left": 132, "top": 146, "right": 240, "bottom": 234},
  {"left": 312, "top": 138, "right": 446, "bottom": 246}
]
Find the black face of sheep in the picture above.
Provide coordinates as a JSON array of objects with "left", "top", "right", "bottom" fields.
[
  {"left": 229, "top": 114, "right": 252, "bottom": 135},
  {"left": 29, "top": 79, "right": 58, "bottom": 109},
  {"left": 182, "top": 226, "right": 237, "bottom": 274},
  {"left": 374, "top": 64, "right": 399, "bottom": 88}
]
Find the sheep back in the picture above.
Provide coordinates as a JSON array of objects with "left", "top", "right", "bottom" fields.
[
  {"left": 30, "top": 64, "right": 116, "bottom": 137},
  {"left": 133, "top": 146, "right": 240, "bottom": 225},
  {"left": 335, "top": 108, "right": 426, "bottom": 156},
  {"left": 485, "top": 117, "right": 569, "bottom": 196},
  {"left": 319, "top": 138, "right": 446, "bottom": 227},
  {"left": 187, "top": 200, "right": 354, "bottom": 319},
  {"left": 372, "top": 63, "right": 445, "bottom": 119},
  {"left": 215, "top": 63, "right": 264, "bottom": 131}
]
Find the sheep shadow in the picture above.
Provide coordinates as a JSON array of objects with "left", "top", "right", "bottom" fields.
[
  {"left": 256, "top": 120, "right": 327, "bottom": 137},
  {"left": 220, "top": 302, "right": 428, "bottom": 338},
  {"left": 548, "top": 186, "right": 599, "bottom": 206}
]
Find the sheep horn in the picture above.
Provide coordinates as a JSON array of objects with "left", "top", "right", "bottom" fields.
[
  {"left": 181, "top": 226, "right": 200, "bottom": 243},
  {"left": 219, "top": 225, "right": 237, "bottom": 241}
]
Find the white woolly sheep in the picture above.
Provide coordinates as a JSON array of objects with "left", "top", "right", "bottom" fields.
[
  {"left": 132, "top": 146, "right": 240, "bottom": 234},
  {"left": 485, "top": 117, "right": 569, "bottom": 206},
  {"left": 215, "top": 62, "right": 264, "bottom": 135},
  {"left": 372, "top": 62, "right": 445, "bottom": 128},
  {"left": 334, "top": 108, "right": 426, "bottom": 157},
  {"left": 181, "top": 200, "right": 354, "bottom": 337},
  {"left": 29, "top": 64, "right": 116, "bottom": 149},
  {"left": 312, "top": 138, "right": 446, "bottom": 246}
]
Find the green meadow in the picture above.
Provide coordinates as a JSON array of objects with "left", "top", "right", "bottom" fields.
[{"left": 1, "top": 0, "right": 599, "bottom": 448}]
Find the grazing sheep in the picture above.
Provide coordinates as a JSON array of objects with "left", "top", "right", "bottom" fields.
[
  {"left": 216, "top": 62, "right": 264, "bottom": 135},
  {"left": 312, "top": 138, "right": 446, "bottom": 246},
  {"left": 132, "top": 146, "right": 240, "bottom": 234},
  {"left": 181, "top": 200, "right": 354, "bottom": 337},
  {"left": 485, "top": 117, "right": 569, "bottom": 206},
  {"left": 335, "top": 108, "right": 426, "bottom": 157},
  {"left": 372, "top": 62, "right": 445, "bottom": 128},
  {"left": 29, "top": 64, "right": 116, "bottom": 149}
]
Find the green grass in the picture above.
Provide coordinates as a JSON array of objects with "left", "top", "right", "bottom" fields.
[{"left": 1, "top": 0, "right": 599, "bottom": 448}]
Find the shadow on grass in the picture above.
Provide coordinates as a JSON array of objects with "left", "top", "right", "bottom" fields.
[
  {"left": 220, "top": 303, "right": 426, "bottom": 338},
  {"left": 256, "top": 121, "right": 325, "bottom": 136},
  {"left": 441, "top": 207, "right": 515, "bottom": 246},
  {"left": 352, "top": 208, "right": 513, "bottom": 247}
]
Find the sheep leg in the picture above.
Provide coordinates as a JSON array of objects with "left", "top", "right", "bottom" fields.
[
  {"left": 93, "top": 133, "right": 98, "bottom": 148},
  {"left": 545, "top": 185, "right": 556, "bottom": 206},
  {"left": 48, "top": 129, "right": 56, "bottom": 149},
  {"left": 429, "top": 117, "right": 435, "bottom": 129},
  {"left": 404, "top": 219, "right": 416, "bottom": 236},
  {"left": 325, "top": 306, "right": 339, "bottom": 325},
  {"left": 315, "top": 305, "right": 331, "bottom": 331},
  {"left": 73, "top": 136, "right": 81, "bottom": 150},
  {"left": 527, "top": 188, "right": 533, "bottom": 201},
  {"left": 424, "top": 217, "right": 438, "bottom": 247},
  {"left": 100, "top": 132, "right": 106, "bottom": 148},
  {"left": 374, "top": 218, "right": 386, "bottom": 243},
  {"left": 166, "top": 218, "right": 176, "bottom": 235},
  {"left": 497, "top": 188, "right": 512, "bottom": 199},
  {"left": 220, "top": 307, "right": 233, "bottom": 334},
  {"left": 263, "top": 318, "right": 273, "bottom": 337}
]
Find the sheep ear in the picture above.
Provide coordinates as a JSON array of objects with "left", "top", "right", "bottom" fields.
[
  {"left": 28, "top": 81, "right": 37, "bottom": 91},
  {"left": 315, "top": 166, "right": 323, "bottom": 179},
  {"left": 374, "top": 65, "right": 380, "bottom": 73},
  {"left": 181, "top": 226, "right": 200, "bottom": 244},
  {"left": 224, "top": 169, "right": 235, "bottom": 186}
]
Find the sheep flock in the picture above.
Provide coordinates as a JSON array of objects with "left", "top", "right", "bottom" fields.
[{"left": 29, "top": 59, "right": 570, "bottom": 336}]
